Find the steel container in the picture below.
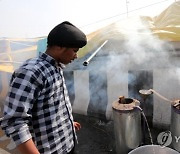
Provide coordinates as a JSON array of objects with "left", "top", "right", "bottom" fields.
[
  {"left": 171, "top": 100, "right": 180, "bottom": 152},
  {"left": 128, "top": 145, "right": 179, "bottom": 154},
  {"left": 112, "top": 96, "right": 142, "bottom": 154}
]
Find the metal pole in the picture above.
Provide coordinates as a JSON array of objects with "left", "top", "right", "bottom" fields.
[
  {"left": 83, "top": 40, "right": 108, "bottom": 66},
  {"left": 0, "top": 61, "right": 23, "bottom": 64}
]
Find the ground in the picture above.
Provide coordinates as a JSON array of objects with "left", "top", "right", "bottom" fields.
[{"left": 73, "top": 113, "right": 116, "bottom": 154}]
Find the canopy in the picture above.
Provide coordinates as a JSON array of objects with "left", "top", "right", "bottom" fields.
[{"left": 145, "top": 1, "right": 180, "bottom": 41}]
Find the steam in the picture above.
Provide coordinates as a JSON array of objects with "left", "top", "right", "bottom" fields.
[
  {"left": 106, "top": 17, "right": 174, "bottom": 70},
  {"left": 105, "top": 18, "right": 180, "bottom": 101},
  {"left": 68, "top": 16, "right": 180, "bottom": 119}
]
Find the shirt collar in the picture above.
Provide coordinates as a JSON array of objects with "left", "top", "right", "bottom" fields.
[{"left": 39, "top": 52, "right": 66, "bottom": 69}]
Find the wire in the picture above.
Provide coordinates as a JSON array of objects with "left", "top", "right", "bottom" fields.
[{"left": 80, "top": 0, "right": 172, "bottom": 28}]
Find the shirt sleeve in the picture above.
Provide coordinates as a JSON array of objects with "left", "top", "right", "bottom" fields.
[{"left": 0, "top": 68, "right": 42, "bottom": 146}]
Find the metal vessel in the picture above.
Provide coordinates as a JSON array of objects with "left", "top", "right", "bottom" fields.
[
  {"left": 171, "top": 100, "right": 180, "bottom": 152},
  {"left": 112, "top": 96, "right": 142, "bottom": 154},
  {"left": 128, "top": 145, "right": 179, "bottom": 154}
]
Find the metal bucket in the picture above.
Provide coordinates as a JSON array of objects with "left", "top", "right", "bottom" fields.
[
  {"left": 171, "top": 101, "right": 180, "bottom": 152},
  {"left": 128, "top": 145, "right": 179, "bottom": 154},
  {"left": 112, "top": 96, "right": 142, "bottom": 154}
]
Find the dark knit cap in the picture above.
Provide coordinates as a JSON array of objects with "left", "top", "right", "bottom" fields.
[{"left": 47, "top": 21, "right": 87, "bottom": 48}]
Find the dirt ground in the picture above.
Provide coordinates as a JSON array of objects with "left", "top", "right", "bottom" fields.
[{"left": 73, "top": 113, "right": 116, "bottom": 154}]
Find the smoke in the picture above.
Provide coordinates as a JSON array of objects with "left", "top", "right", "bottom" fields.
[
  {"left": 105, "top": 17, "right": 175, "bottom": 70},
  {"left": 105, "top": 17, "right": 180, "bottom": 100},
  {"left": 67, "top": 16, "right": 180, "bottom": 120},
  {"left": 175, "top": 69, "right": 180, "bottom": 84}
]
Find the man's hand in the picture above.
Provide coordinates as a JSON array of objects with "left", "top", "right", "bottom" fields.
[{"left": 73, "top": 122, "right": 81, "bottom": 131}]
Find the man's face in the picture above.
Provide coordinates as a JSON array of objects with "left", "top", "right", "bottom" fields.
[{"left": 57, "top": 47, "right": 79, "bottom": 64}]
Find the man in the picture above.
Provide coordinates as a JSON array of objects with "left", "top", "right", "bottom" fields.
[{"left": 0, "top": 21, "right": 87, "bottom": 154}]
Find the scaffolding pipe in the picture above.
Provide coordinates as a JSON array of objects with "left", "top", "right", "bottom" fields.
[
  {"left": 83, "top": 40, "right": 108, "bottom": 66},
  {"left": 0, "top": 61, "right": 23, "bottom": 64}
]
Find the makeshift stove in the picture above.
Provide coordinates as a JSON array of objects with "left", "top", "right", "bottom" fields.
[{"left": 112, "top": 96, "right": 142, "bottom": 154}]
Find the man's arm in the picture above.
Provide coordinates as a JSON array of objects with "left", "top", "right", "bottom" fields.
[
  {"left": 0, "top": 69, "right": 43, "bottom": 152},
  {"left": 17, "top": 139, "right": 40, "bottom": 154}
]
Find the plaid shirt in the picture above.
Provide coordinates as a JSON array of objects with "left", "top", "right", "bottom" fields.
[{"left": 0, "top": 53, "right": 76, "bottom": 154}]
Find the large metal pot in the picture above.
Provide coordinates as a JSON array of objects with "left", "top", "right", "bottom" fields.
[
  {"left": 128, "top": 145, "right": 179, "bottom": 154},
  {"left": 171, "top": 100, "right": 180, "bottom": 152},
  {"left": 112, "top": 96, "right": 142, "bottom": 154}
]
